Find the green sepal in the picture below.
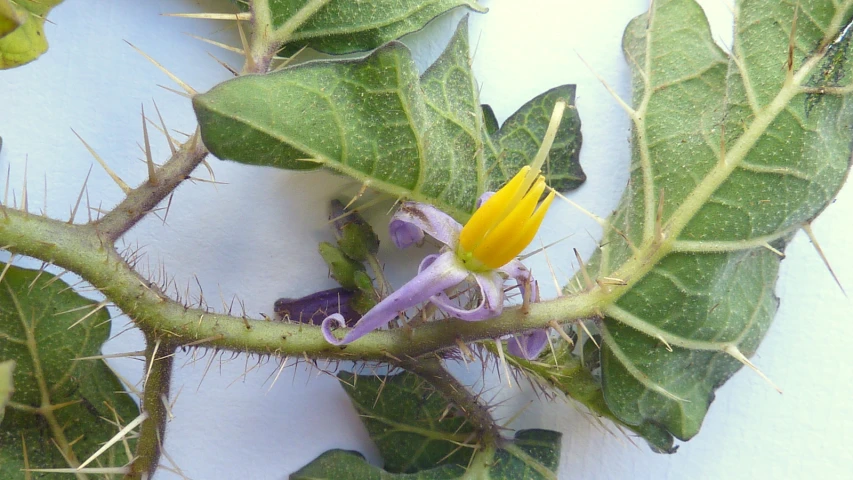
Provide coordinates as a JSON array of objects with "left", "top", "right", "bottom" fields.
[{"left": 319, "top": 242, "right": 365, "bottom": 290}]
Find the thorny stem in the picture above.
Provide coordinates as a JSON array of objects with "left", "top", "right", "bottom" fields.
[
  {"left": 246, "top": 0, "right": 332, "bottom": 73},
  {"left": 0, "top": 207, "right": 594, "bottom": 359},
  {"left": 400, "top": 356, "right": 501, "bottom": 447},
  {"left": 90, "top": 4, "right": 324, "bottom": 474},
  {"left": 125, "top": 339, "right": 175, "bottom": 480},
  {"left": 96, "top": 132, "right": 207, "bottom": 242}
]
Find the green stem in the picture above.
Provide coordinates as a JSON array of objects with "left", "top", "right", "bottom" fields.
[
  {"left": 125, "top": 338, "right": 175, "bottom": 480},
  {"left": 96, "top": 132, "right": 207, "bottom": 242},
  {"left": 0, "top": 207, "right": 596, "bottom": 360},
  {"left": 247, "top": 0, "right": 332, "bottom": 73},
  {"left": 400, "top": 356, "right": 500, "bottom": 446}
]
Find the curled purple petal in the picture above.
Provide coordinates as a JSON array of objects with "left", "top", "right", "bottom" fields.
[
  {"left": 476, "top": 191, "right": 495, "bottom": 209},
  {"left": 507, "top": 329, "right": 549, "bottom": 359},
  {"left": 321, "top": 252, "right": 468, "bottom": 345},
  {"left": 389, "top": 218, "right": 424, "bottom": 249},
  {"left": 418, "top": 253, "right": 441, "bottom": 271},
  {"left": 321, "top": 314, "right": 349, "bottom": 344},
  {"left": 391, "top": 202, "right": 462, "bottom": 247},
  {"left": 430, "top": 270, "right": 504, "bottom": 321}
]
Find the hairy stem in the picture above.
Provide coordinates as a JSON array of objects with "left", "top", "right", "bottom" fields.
[
  {"left": 125, "top": 338, "right": 175, "bottom": 480},
  {"left": 0, "top": 207, "right": 595, "bottom": 360},
  {"left": 95, "top": 132, "right": 207, "bottom": 242},
  {"left": 247, "top": 0, "right": 331, "bottom": 73},
  {"left": 400, "top": 356, "right": 501, "bottom": 446}
]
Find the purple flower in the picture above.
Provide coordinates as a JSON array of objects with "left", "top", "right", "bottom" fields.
[
  {"left": 322, "top": 101, "right": 571, "bottom": 360},
  {"left": 322, "top": 188, "right": 550, "bottom": 360}
]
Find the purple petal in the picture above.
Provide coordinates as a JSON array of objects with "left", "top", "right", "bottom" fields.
[
  {"left": 429, "top": 270, "right": 504, "bottom": 321},
  {"left": 507, "top": 330, "right": 549, "bottom": 359},
  {"left": 389, "top": 218, "right": 424, "bottom": 249},
  {"left": 476, "top": 191, "right": 495, "bottom": 209},
  {"left": 274, "top": 287, "right": 359, "bottom": 326},
  {"left": 391, "top": 202, "right": 462, "bottom": 247},
  {"left": 321, "top": 252, "right": 468, "bottom": 345},
  {"left": 500, "top": 259, "right": 539, "bottom": 303}
]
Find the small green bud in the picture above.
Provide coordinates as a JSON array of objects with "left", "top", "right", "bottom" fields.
[
  {"left": 353, "top": 270, "right": 374, "bottom": 293},
  {"left": 350, "top": 290, "right": 378, "bottom": 315},
  {"left": 318, "top": 242, "right": 365, "bottom": 290},
  {"left": 329, "top": 200, "right": 380, "bottom": 261}
]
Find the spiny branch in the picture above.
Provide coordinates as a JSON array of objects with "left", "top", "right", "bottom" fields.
[
  {"left": 399, "top": 356, "right": 502, "bottom": 446},
  {"left": 0, "top": 207, "right": 596, "bottom": 361},
  {"left": 95, "top": 130, "right": 207, "bottom": 242},
  {"left": 125, "top": 338, "right": 176, "bottom": 480}
]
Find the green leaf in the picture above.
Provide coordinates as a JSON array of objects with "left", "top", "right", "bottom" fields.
[
  {"left": 0, "top": 0, "right": 63, "bottom": 69},
  {"left": 485, "top": 85, "right": 585, "bottom": 192},
  {"left": 194, "top": 18, "right": 584, "bottom": 221},
  {"left": 337, "top": 370, "right": 476, "bottom": 473},
  {"left": 0, "top": 360, "right": 13, "bottom": 425},
  {"left": 481, "top": 104, "right": 499, "bottom": 136},
  {"left": 290, "top": 450, "right": 466, "bottom": 479},
  {"left": 290, "top": 430, "right": 561, "bottom": 479},
  {"left": 500, "top": 342, "right": 676, "bottom": 454},
  {"left": 564, "top": 0, "right": 853, "bottom": 449},
  {"left": 0, "top": 264, "right": 139, "bottom": 476},
  {"left": 266, "top": 0, "right": 486, "bottom": 55}
]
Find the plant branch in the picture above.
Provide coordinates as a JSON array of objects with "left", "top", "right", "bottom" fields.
[
  {"left": 95, "top": 131, "right": 208, "bottom": 242},
  {"left": 125, "top": 338, "right": 175, "bottom": 480},
  {"left": 247, "top": 0, "right": 332, "bottom": 73},
  {"left": 400, "top": 356, "right": 501, "bottom": 446},
  {"left": 0, "top": 207, "right": 598, "bottom": 361}
]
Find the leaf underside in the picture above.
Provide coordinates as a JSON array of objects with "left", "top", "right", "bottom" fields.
[
  {"left": 332, "top": 371, "right": 562, "bottom": 478},
  {"left": 562, "top": 0, "right": 853, "bottom": 449},
  {"left": 0, "top": 264, "right": 139, "bottom": 477},
  {"left": 194, "top": 18, "right": 584, "bottom": 222},
  {"left": 268, "top": 0, "right": 487, "bottom": 55},
  {"left": 337, "top": 370, "right": 476, "bottom": 473},
  {"left": 291, "top": 430, "right": 560, "bottom": 479}
]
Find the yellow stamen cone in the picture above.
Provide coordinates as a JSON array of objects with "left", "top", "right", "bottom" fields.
[
  {"left": 459, "top": 166, "right": 529, "bottom": 252},
  {"left": 488, "top": 189, "right": 556, "bottom": 268},
  {"left": 455, "top": 100, "right": 566, "bottom": 271},
  {"left": 472, "top": 177, "right": 547, "bottom": 268}
]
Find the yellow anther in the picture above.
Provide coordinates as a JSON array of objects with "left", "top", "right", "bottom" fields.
[
  {"left": 456, "top": 100, "right": 566, "bottom": 271},
  {"left": 459, "top": 166, "right": 529, "bottom": 253}
]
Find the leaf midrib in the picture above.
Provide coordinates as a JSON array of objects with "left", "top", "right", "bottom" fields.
[
  {"left": 287, "top": 1, "right": 487, "bottom": 42},
  {"left": 592, "top": 2, "right": 853, "bottom": 316}
]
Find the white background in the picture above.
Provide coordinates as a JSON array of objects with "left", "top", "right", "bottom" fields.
[{"left": 1, "top": 1, "right": 852, "bottom": 479}]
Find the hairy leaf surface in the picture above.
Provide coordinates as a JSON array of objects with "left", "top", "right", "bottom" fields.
[
  {"left": 561, "top": 0, "right": 853, "bottom": 449},
  {"left": 0, "top": 0, "right": 64, "bottom": 69},
  {"left": 0, "top": 265, "right": 139, "bottom": 476},
  {"left": 265, "top": 0, "right": 486, "bottom": 55},
  {"left": 338, "top": 370, "right": 476, "bottom": 473},
  {"left": 337, "top": 371, "right": 561, "bottom": 477},
  {"left": 194, "top": 18, "right": 583, "bottom": 221},
  {"left": 291, "top": 430, "right": 561, "bottom": 479}
]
